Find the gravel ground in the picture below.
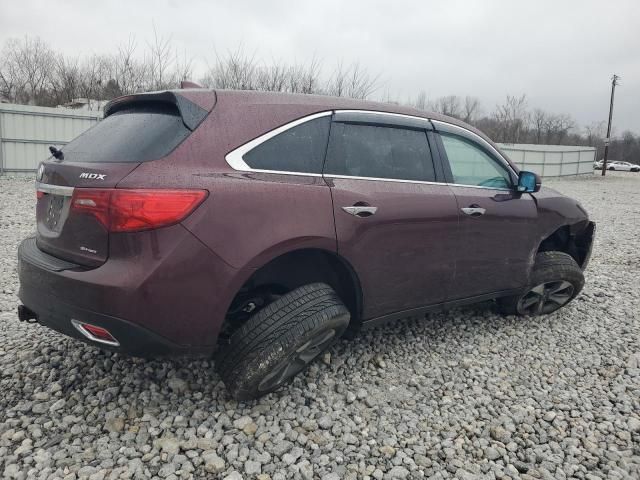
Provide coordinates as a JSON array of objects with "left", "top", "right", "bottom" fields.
[{"left": 0, "top": 173, "right": 639, "bottom": 480}]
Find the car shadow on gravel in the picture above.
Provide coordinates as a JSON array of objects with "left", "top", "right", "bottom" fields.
[{"left": 11, "top": 299, "right": 548, "bottom": 407}]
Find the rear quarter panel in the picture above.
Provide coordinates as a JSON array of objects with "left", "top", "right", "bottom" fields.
[
  {"left": 181, "top": 173, "right": 336, "bottom": 269},
  {"left": 117, "top": 93, "right": 338, "bottom": 272}
]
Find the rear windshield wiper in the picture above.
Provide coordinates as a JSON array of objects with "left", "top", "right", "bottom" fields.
[{"left": 49, "top": 146, "right": 64, "bottom": 160}]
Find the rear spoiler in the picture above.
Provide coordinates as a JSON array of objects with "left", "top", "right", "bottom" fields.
[{"left": 104, "top": 91, "right": 210, "bottom": 131}]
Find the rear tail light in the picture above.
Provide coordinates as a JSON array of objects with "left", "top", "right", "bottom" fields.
[
  {"left": 71, "top": 320, "right": 119, "bottom": 346},
  {"left": 70, "top": 188, "right": 207, "bottom": 232}
]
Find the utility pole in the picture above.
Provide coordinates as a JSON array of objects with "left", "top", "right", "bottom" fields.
[{"left": 601, "top": 74, "right": 620, "bottom": 176}]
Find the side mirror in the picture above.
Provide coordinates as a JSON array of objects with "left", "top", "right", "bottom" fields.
[{"left": 516, "top": 171, "right": 541, "bottom": 193}]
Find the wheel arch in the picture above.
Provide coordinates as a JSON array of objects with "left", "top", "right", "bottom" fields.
[
  {"left": 536, "top": 221, "right": 595, "bottom": 269},
  {"left": 223, "top": 247, "right": 363, "bottom": 332}
]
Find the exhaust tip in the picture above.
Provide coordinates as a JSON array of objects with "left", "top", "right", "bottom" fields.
[{"left": 17, "top": 305, "right": 38, "bottom": 323}]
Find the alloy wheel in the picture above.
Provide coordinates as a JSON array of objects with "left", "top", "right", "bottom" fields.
[
  {"left": 258, "top": 328, "right": 336, "bottom": 392},
  {"left": 516, "top": 280, "right": 575, "bottom": 315}
]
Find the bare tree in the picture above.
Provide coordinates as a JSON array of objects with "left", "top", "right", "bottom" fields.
[
  {"left": 50, "top": 55, "right": 82, "bottom": 105},
  {"left": 531, "top": 109, "right": 547, "bottom": 144},
  {"left": 493, "top": 94, "right": 529, "bottom": 143},
  {"left": 584, "top": 121, "right": 606, "bottom": 147},
  {"left": 432, "top": 95, "right": 462, "bottom": 118},
  {"left": 462, "top": 96, "right": 480, "bottom": 124},
  {"left": 326, "top": 61, "right": 348, "bottom": 97},
  {"left": 299, "top": 56, "right": 322, "bottom": 94},
  {"left": 0, "top": 40, "right": 24, "bottom": 102},
  {"left": 2, "top": 32, "right": 625, "bottom": 154},
  {"left": 202, "top": 46, "right": 260, "bottom": 90},
  {"left": 173, "top": 49, "right": 194, "bottom": 86},
  {"left": 111, "top": 38, "right": 148, "bottom": 95},
  {"left": 147, "top": 26, "right": 175, "bottom": 90},
  {"left": 255, "top": 60, "right": 288, "bottom": 92},
  {"left": 543, "top": 114, "right": 575, "bottom": 144},
  {"left": 0, "top": 37, "right": 55, "bottom": 104},
  {"left": 412, "top": 90, "right": 428, "bottom": 110}
]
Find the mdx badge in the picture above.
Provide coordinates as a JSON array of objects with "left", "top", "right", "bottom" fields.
[{"left": 79, "top": 172, "right": 106, "bottom": 180}]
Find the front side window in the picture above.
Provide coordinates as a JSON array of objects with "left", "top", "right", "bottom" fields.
[
  {"left": 440, "top": 134, "right": 511, "bottom": 189},
  {"left": 242, "top": 116, "right": 330, "bottom": 174},
  {"left": 324, "top": 123, "right": 435, "bottom": 181}
]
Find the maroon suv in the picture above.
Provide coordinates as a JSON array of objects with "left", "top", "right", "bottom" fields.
[{"left": 17, "top": 89, "right": 595, "bottom": 399}]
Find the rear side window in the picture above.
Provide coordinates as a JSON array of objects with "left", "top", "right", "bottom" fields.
[
  {"left": 324, "top": 123, "right": 435, "bottom": 181},
  {"left": 440, "top": 134, "right": 511, "bottom": 189},
  {"left": 243, "top": 116, "right": 331, "bottom": 174},
  {"left": 62, "top": 104, "right": 190, "bottom": 163}
]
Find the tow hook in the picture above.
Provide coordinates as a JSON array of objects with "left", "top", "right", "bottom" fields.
[{"left": 17, "top": 305, "right": 38, "bottom": 323}]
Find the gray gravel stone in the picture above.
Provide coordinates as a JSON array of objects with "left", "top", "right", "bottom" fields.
[
  {"left": 1, "top": 173, "right": 640, "bottom": 479},
  {"left": 245, "top": 459, "right": 261, "bottom": 475},
  {"left": 202, "top": 451, "right": 225, "bottom": 473}
]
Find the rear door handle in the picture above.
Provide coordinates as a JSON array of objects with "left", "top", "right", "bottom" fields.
[
  {"left": 342, "top": 206, "right": 378, "bottom": 217},
  {"left": 461, "top": 206, "right": 486, "bottom": 217}
]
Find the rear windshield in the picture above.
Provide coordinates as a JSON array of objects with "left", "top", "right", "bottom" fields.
[{"left": 61, "top": 104, "right": 190, "bottom": 163}]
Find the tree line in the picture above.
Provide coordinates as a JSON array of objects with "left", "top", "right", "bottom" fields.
[{"left": 1, "top": 35, "right": 638, "bottom": 163}]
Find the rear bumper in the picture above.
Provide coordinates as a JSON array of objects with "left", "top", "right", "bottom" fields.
[
  {"left": 17, "top": 227, "right": 242, "bottom": 356},
  {"left": 18, "top": 285, "right": 209, "bottom": 357}
]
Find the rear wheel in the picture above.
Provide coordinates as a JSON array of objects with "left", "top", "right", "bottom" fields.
[
  {"left": 216, "top": 283, "right": 350, "bottom": 400},
  {"left": 608, "top": 166, "right": 615, "bottom": 170},
  {"left": 498, "top": 252, "right": 584, "bottom": 316}
]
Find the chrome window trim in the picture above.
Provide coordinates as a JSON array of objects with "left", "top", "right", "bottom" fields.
[
  {"left": 431, "top": 119, "right": 519, "bottom": 179},
  {"left": 36, "top": 182, "right": 75, "bottom": 197},
  {"left": 225, "top": 111, "right": 332, "bottom": 174},
  {"left": 333, "top": 109, "right": 433, "bottom": 127},
  {"left": 445, "top": 182, "right": 511, "bottom": 192},
  {"left": 223, "top": 109, "right": 514, "bottom": 192},
  {"left": 324, "top": 174, "right": 511, "bottom": 191},
  {"left": 324, "top": 173, "right": 444, "bottom": 187}
]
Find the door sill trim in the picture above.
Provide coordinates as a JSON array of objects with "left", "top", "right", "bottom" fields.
[{"left": 360, "top": 288, "right": 523, "bottom": 330}]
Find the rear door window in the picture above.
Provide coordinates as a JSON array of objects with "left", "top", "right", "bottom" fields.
[
  {"left": 62, "top": 104, "right": 191, "bottom": 163},
  {"left": 324, "top": 123, "right": 435, "bottom": 181},
  {"left": 243, "top": 116, "right": 331, "bottom": 174}
]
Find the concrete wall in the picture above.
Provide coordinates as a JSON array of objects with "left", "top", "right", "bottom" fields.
[
  {"left": 498, "top": 143, "right": 595, "bottom": 177},
  {"left": 0, "top": 103, "right": 102, "bottom": 174}
]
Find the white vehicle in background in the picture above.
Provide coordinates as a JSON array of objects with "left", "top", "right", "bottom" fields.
[
  {"left": 605, "top": 161, "right": 640, "bottom": 172},
  {"left": 594, "top": 160, "right": 604, "bottom": 170}
]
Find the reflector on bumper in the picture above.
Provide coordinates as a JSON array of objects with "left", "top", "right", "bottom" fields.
[{"left": 71, "top": 319, "right": 120, "bottom": 347}]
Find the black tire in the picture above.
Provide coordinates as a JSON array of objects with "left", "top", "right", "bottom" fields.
[
  {"left": 498, "top": 251, "right": 584, "bottom": 316},
  {"left": 216, "top": 283, "right": 350, "bottom": 400},
  {"left": 608, "top": 166, "right": 615, "bottom": 171}
]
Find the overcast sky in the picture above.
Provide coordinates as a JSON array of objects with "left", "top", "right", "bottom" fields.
[{"left": 1, "top": 0, "right": 638, "bottom": 134}]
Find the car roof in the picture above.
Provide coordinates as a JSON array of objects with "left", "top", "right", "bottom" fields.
[
  {"left": 113, "top": 88, "right": 516, "bottom": 170},
  {"left": 208, "top": 88, "right": 502, "bottom": 150}
]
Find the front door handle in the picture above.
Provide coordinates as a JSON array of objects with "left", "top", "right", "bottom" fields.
[
  {"left": 342, "top": 206, "right": 378, "bottom": 217},
  {"left": 461, "top": 206, "right": 486, "bottom": 217}
]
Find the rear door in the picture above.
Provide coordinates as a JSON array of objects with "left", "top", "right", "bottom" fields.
[
  {"left": 324, "top": 112, "right": 459, "bottom": 319},
  {"left": 432, "top": 121, "right": 539, "bottom": 299},
  {"left": 36, "top": 100, "right": 203, "bottom": 267}
]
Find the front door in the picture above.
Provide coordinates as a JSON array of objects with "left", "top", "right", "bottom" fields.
[
  {"left": 323, "top": 114, "right": 460, "bottom": 319},
  {"left": 434, "top": 125, "right": 539, "bottom": 299}
]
